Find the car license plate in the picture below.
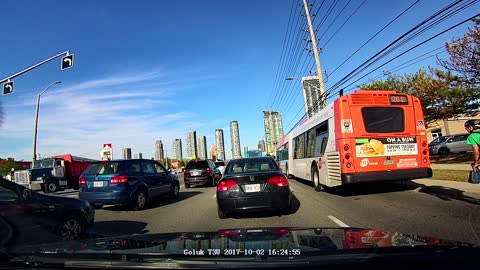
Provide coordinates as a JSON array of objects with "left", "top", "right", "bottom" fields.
[
  {"left": 191, "top": 171, "right": 200, "bottom": 176},
  {"left": 93, "top": 181, "right": 103, "bottom": 187},
  {"left": 245, "top": 184, "right": 261, "bottom": 193}
]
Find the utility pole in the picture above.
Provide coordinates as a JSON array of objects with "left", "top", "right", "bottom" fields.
[{"left": 303, "top": 0, "right": 326, "bottom": 109}]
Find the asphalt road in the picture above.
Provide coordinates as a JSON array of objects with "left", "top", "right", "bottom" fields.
[{"left": 56, "top": 175, "right": 480, "bottom": 245}]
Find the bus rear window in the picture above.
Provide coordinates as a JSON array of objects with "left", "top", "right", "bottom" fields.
[{"left": 361, "top": 107, "right": 405, "bottom": 133}]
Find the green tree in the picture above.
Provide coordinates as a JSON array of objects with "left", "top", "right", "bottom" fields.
[
  {"left": 360, "top": 68, "right": 480, "bottom": 126},
  {"left": 438, "top": 19, "right": 480, "bottom": 87},
  {"left": 0, "top": 160, "right": 25, "bottom": 176}
]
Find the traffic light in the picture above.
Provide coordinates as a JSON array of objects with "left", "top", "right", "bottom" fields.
[
  {"left": 2, "top": 81, "right": 14, "bottom": 95},
  {"left": 61, "top": 54, "right": 74, "bottom": 70}
]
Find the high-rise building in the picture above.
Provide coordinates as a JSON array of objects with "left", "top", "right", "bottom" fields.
[
  {"left": 134, "top": 153, "right": 143, "bottom": 159},
  {"left": 173, "top": 139, "right": 183, "bottom": 161},
  {"left": 187, "top": 131, "right": 198, "bottom": 158},
  {"left": 230, "top": 121, "right": 242, "bottom": 159},
  {"left": 244, "top": 146, "right": 248, "bottom": 157},
  {"left": 122, "top": 148, "right": 132, "bottom": 160},
  {"left": 215, "top": 129, "right": 226, "bottom": 161},
  {"left": 210, "top": 144, "right": 218, "bottom": 160},
  {"left": 263, "top": 110, "right": 284, "bottom": 155},
  {"left": 302, "top": 76, "right": 323, "bottom": 118},
  {"left": 258, "top": 140, "right": 266, "bottom": 152},
  {"left": 197, "top": 136, "right": 207, "bottom": 160},
  {"left": 154, "top": 140, "right": 164, "bottom": 161}
]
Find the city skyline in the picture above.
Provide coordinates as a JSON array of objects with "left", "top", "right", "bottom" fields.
[{"left": 122, "top": 148, "right": 132, "bottom": 160}]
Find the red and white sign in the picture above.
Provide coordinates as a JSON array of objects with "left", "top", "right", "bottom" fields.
[{"left": 103, "top": 144, "right": 112, "bottom": 150}]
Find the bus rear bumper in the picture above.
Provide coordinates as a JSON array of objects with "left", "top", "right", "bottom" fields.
[{"left": 341, "top": 168, "right": 433, "bottom": 184}]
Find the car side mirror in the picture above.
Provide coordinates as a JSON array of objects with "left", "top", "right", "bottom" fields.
[
  {"left": 22, "top": 189, "right": 32, "bottom": 201},
  {"left": 167, "top": 168, "right": 172, "bottom": 174}
]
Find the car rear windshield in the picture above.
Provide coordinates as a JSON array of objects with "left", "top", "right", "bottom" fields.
[
  {"left": 361, "top": 107, "right": 405, "bottom": 133},
  {"left": 84, "top": 162, "right": 121, "bottom": 175},
  {"left": 186, "top": 160, "right": 208, "bottom": 169},
  {"left": 225, "top": 159, "right": 278, "bottom": 174},
  {"left": 215, "top": 161, "right": 226, "bottom": 167}
]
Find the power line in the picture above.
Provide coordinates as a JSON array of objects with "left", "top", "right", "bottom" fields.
[
  {"left": 317, "top": 0, "right": 354, "bottom": 42},
  {"left": 326, "top": 0, "right": 468, "bottom": 95},
  {"left": 269, "top": 0, "right": 297, "bottom": 105},
  {"left": 270, "top": 0, "right": 302, "bottom": 107},
  {"left": 286, "top": 11, "right": 479, "bottom": 132},
  {"left": 327, "top": 0, "right": 420, "bottom": 78}
]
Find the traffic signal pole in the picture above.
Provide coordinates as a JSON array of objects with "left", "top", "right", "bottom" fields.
[
  {"left": 302, "top": 0, "right": 326, "bottom": 110},
  {"left": 0, "top": 51, "right": 71, "bottom": 85}
]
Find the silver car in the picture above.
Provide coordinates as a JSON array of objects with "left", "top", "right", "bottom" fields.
[{"left": 429, "top": 134, "right": 471, "bottom": 155}]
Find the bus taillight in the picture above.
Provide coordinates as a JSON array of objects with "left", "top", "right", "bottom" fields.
[
  {"left": 346, "top": 162, "right": 352, "bottom": 168},
  {"left": 423, "top": 150, "right": 428, "bottom": 155},
  {"left": 422, "top": 141, "right": 427, "bottom": 147},
  {"left": 344, "top": 144, "right": 350, "bottom": 151},
  {"left": 345, "top": 154, "right": 351, "bottom": 160},
  {"left": 423, "top": 158, "right": 428, "bottom": 163}
]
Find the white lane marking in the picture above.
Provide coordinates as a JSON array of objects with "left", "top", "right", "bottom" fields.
[
  {"left": 212, "top": 194, "right": 216, "bottom": 198},
  {"left": 328, "top": 215, "right": 350, "bottom": 227}
]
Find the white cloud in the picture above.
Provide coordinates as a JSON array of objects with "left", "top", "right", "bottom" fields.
[{"left": 0, "top": 70, "right": 224, "bottom": 160}]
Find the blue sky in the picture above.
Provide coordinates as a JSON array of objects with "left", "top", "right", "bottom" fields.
[{"left": 0, "top": 0, "right": 478, "bottom": 161}]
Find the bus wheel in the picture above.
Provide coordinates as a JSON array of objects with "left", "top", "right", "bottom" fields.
[{"left": 312, "top": 167, "right": 324, "bottom": 192}]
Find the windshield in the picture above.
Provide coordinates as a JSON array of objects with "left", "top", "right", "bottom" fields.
[
  {"left": 33, "top": 160, "right": 54, "bottom": 168},
  {"left": 1, "top": 0, "right": 480, "bottom": 262},
  {"left": 186, "top": 160, "right": 208, "bottom": 170},
  {"left": 361, "top": 107, "right": 405, "bottom": 133},
  {"left": 84, "top": 162, "right": 120, "bottom": 175},
  {"left": 225, "top": 159, "right": 278, "bottom": 174}
]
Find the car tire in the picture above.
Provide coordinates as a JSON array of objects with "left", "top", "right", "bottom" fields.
[
  {"left": 210, "top": 177, "right": 216, "bottom": 187},
  {"left": 217, "top": 207, "right": 227, "bottom": 219},
  {"left": 44, "top": 179, "right": 58, "bottom": 193},
  {"left": 185, "top": 183, "right": 191, "bottom": 189},
  {"left": 286, "top": 165, "right": 292, "bottom": 179},
  {"left": 439, "top": 147, "right": 450, "bottom": 155},
  {"left": 312, "top": 167, "right": 324, "bottom": 192},
  {"left": 58, "top": 215, "right": 85, "bottom": 241},
  {"left": 130, "top": 189, "right": 148, "bottom": 211},
  {"left": 170, "top": 183, "right": 180, "bottom": 199}
]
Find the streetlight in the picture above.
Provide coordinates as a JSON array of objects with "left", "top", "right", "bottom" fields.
[{"left": 32, "top": 81, "right": 62, "bottom": 166}]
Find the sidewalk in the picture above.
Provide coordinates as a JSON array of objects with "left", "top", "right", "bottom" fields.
[{"left": 430, "top": 163, "right": 472, "bottom": 170}]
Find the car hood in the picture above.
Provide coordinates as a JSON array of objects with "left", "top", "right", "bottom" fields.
[
  {"left": 30, "top": 191, "right": 84, "bottom": 206},
  {"left": 9, "top": 227, "right": 478, "bottom": 254}
]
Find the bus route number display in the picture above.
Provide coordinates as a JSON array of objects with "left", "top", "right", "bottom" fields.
[{"left": 389, "top": 95, "right": 408, "bottom": 105}]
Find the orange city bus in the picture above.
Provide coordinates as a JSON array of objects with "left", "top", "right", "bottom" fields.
[{"left": 276, "top": 89, "right": 433, "bottom": 191}]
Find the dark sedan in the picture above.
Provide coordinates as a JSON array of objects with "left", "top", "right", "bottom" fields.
[
  {"left": 216, "top": 157, "right": 292, "bottom": 219},
  {"left": 0, "top": 178, "right": 95, "bottom": 248}
]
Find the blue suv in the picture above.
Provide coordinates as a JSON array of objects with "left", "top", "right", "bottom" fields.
[{"left": 79, "top": 159, "right": 180, "bottom": 210}]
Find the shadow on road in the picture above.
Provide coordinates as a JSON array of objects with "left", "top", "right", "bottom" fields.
[
  {"left": 405, "top": 182, "right": 480, "bottom": 206},
  {"left": 85, "top": 220, "right": 149, "bottom": 239},
  {"left": 326, "top": 182, "right": 418, "bottom": 197},
  {"left": 102, "top": 191, "right": 202, "bottom": 211},
  {"left": 293, "top": 177, "right": 417, "bottom": 197},
  {"left": 227, "top": 193, "right": 301, "bottom": 219}
]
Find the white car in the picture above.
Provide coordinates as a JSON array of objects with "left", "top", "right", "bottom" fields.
[{"left": 214, "top": 161, "right": 227, "bottom": 176}]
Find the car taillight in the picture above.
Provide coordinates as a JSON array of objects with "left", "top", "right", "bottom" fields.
[
  {"left": 217, "top": 179, "right": 238, "bottom": 192},
  {"left": 206, "top": 168, "right": 212, "bottom": 175},
  {"left": 219, "top": 230, "right": 241, "bottom": 237},
  {"left": 79, "top": 176, "right": 86, "bottom": 186},
  {"left": 271, "top": 229, "right": 290, "bottom": 235},
  {"left": 267, "top": 176, "right": 289, "bottom": 187},
  {"left": 111, "top": 175, "right": 128, "bottom": 184},
  {"left": 184, "top": 170, "right": 187, "bottom": 177}
]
